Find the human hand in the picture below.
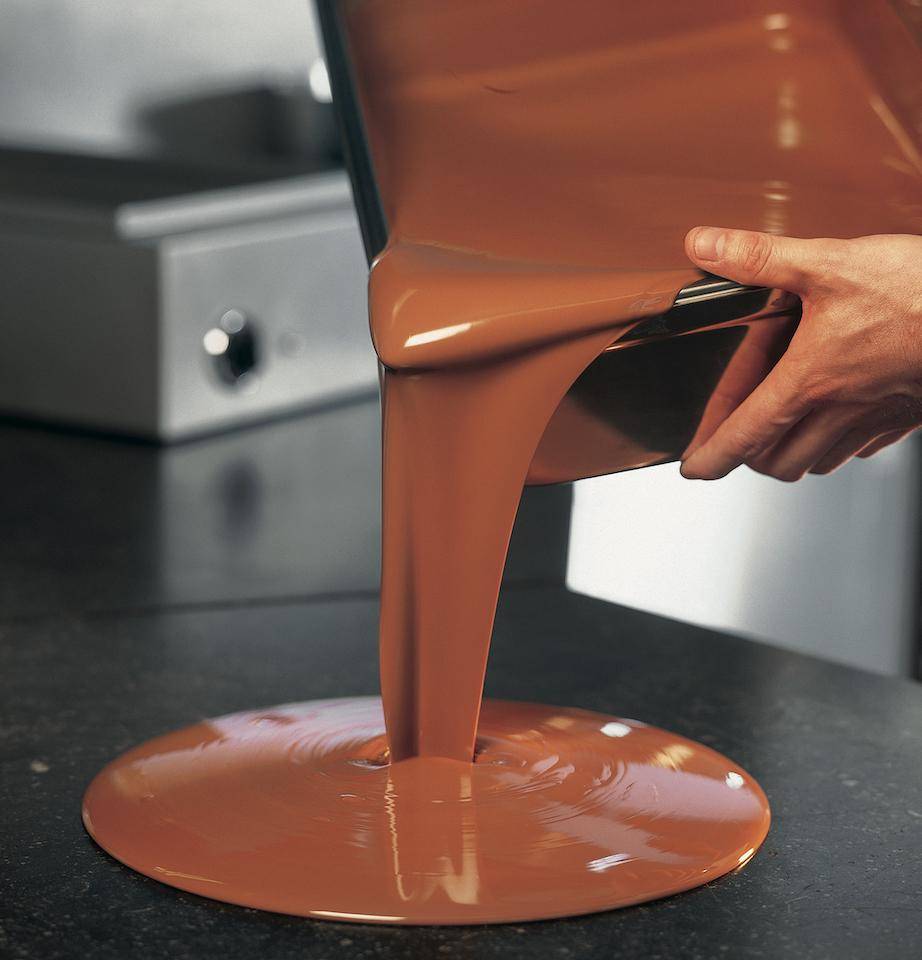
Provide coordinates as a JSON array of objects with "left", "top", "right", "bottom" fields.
[{"left": 680, "top": 228, "right": 922, "bottom": 481}]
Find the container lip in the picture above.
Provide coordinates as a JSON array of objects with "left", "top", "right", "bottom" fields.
[{"left": 673, "top": 276, "right": 761, "bottom": 305}]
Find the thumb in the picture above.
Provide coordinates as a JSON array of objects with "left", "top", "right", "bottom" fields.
[{"left": 685, "top": 227, "right": 827, "bottom": 292}]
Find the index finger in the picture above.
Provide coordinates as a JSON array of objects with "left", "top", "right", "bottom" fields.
[{"left": 680, "top": 362, "right": 811, "bottom": 479}]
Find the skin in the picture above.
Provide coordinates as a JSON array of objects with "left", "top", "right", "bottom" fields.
[{"left": 679, "top": 228, "right": 922, "bottom": 482}]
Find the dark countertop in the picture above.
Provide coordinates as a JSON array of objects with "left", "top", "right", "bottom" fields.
[
  {"left": 0, "top": 400, "right": 570, "bottom": 621},
  {"left": 2, "top": 400, "right": 921, "bottom": 959}
]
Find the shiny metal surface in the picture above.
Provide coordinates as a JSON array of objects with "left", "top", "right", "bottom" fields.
[
  {"left": 528, "top": 288, "right": 801, "bottom": 483},
  {"left": 0, "top": 151, "right": 376, "bottom": 440},
  {"left": 672, "top": 277, "right": 756, "bottom": 305}
]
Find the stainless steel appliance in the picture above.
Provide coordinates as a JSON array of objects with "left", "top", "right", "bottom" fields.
[{"left": 0, "top": 148, "right": 375, "bottom": 440}]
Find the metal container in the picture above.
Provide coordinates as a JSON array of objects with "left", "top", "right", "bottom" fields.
[{"left": 315, "top": 0, "right": 801, "bottom": 483}]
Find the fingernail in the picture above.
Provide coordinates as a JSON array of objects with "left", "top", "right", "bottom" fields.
[{"left": 692, "top": 228, "right": 725, "bottom": 262}]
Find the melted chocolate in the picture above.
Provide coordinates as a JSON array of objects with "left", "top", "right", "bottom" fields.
[
  {"left": 84, "top": 0, "right": 921, "bottom": 923},
  {"left": 83, "top": 699, "right": 769, "bottom": 923}
]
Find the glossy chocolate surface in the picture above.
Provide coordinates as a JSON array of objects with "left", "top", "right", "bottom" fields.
[
  {"left": 363, "top": 0, "right": 921, "bottom": 771},
  {"left": 84, "top": 0, "right": 921, "bottom": 924},
  {"left": 84, "top": 698, "right": 769, "bottom": 924}
]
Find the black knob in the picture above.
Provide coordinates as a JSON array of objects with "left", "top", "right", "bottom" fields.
[{"left": 203, "top": 310, "right": 259, "bottom": 388}]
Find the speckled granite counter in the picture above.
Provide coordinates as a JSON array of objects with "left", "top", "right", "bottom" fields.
[{"left": 1, "top": 406, "right": 921, "bottom": 959}]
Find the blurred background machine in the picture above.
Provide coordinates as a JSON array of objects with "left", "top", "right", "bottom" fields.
[
  {"left": 0, "top": 0, "right": 917, "bottom": 676},
  {"left": 0, "top": 0, "right": 374, "bottom": 440},
  {"left": 0, "top": 151, "right": 373, "bottom": 439}
]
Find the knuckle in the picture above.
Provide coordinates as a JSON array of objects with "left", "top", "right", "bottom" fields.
[
  {"left": 799, "top": 375, "right": 830, "bottom": 405},
  {"left": 730, "top": 428, "right": 765, "bottom": 460},
  {"left": 735, "top": 233, "right": 774, "bottom": 279},
  {"left": 779, "top": 353, "right": 829, "bottom": 404},
  {"left": 764, "top": 398, "right": 803, "bottom": 429},
  {"left": 808, "top": 239, "right": 848, "bottom": 284}
]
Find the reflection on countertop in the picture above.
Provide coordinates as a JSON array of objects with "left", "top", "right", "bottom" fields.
[{"left": 0, "top": 397, "right": 571, "bottom": 622}]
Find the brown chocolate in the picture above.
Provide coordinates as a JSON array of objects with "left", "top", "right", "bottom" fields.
[
  {"left": 361, "top": 0, "right": 921, "bottom": 763},
  {"left": 84, "top": 0, "right": 921, "bottom": 923},
  {"left": 83, "top": 699, "right": 770, "bottom": 923}
]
